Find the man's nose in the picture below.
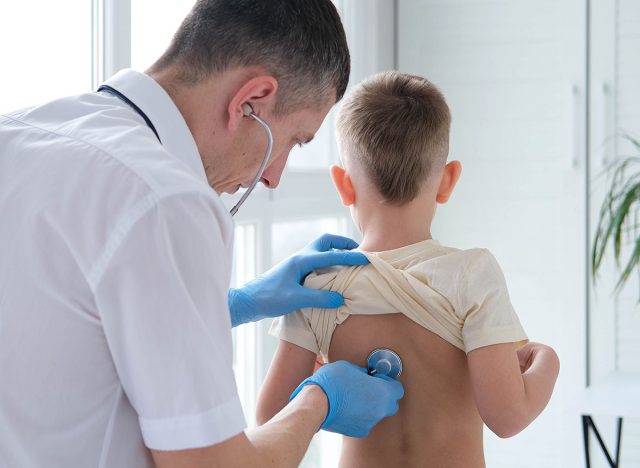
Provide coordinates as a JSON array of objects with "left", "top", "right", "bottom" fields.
[
  {"left": 260, "top": 176, "right": 278, "bottom": 189},
  {"left": 260, "top": 153, "right": 288, "bottom": 188},
  {"left": 260, "top": 171, "right": 281, "bottom": 189}
]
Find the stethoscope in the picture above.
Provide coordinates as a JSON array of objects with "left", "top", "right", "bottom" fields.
[
  {"left": 367, "top": 348, "right": 403, "bottom": 379},
  {"left": 97, "top": 86, "right": 273, "bottom": 216},
  {"left": 97, "top": 86, "right": 405, "bottom": 378}
]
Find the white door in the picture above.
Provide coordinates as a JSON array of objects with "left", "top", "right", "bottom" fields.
[
  {"left": 589, "top": 0, "right": 640, "bottom": 379},
  {"left": 589, "top": 0, "right": 640, "bottom": 465},
  {"left": 398, "top": 1, "right": 587, "bottom": 466}
]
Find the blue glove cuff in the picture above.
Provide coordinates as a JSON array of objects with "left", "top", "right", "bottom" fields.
[
  {"left": 227, "top": 288, "right": 242, "bottom": 327},
  {"left": 228, "top": 287, "right": 257, "bottom": 327}
]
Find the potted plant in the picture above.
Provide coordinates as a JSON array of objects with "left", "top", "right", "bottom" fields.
[{"left": 592, "top": 135, "right": 640, "bottom": 293}]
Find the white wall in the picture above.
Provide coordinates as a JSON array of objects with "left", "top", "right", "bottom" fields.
[{"left": 398, "top": 1, "right": 587, "bottom": 466}]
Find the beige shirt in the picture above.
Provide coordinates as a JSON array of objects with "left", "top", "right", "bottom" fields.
[{"left": 270, "top": 239, "right": 528, "bottom": 361}]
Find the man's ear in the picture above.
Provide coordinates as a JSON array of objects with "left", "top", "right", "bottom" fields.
[
  {"left": 227, "top": 76, "right": 278, "bottom": 131},
  {"left": 436, "top": 160, "right": 462, "bottom": 204},
  {"left": 330, "top": 165, "right": 356, "bottom": 206}
]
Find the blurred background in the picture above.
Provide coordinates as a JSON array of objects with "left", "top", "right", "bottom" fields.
[{"left": 1, "top": 1, "right": 638, "bottom": 466}]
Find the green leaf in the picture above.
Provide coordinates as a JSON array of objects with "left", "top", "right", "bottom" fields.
[
  {"left": 615, "top": 235, "right": 640, "bottom": 293},
  {"left": 591, "top": 137, "right": 640, "bottom": 295}
]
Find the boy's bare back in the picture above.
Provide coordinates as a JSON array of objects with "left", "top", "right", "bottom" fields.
[{"left": 329, "top": 313, "right": 485, "bottom": 468}]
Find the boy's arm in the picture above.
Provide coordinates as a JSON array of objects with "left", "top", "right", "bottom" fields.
[
  {"left": 467, "top": 341, "right": 560, "bottom": 438},
  {"left": 256, "top": 340, "right": 318, "bottom": 425}
]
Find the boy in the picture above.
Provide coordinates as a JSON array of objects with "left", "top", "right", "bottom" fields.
[{"left": 256, "top": 71, "right": 560, "bottom": 467}]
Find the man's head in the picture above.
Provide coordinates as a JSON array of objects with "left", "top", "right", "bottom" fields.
[
  {"left": 150, "top": 0, "right": 349, "bottom": 116},
  {"left": 148, "top": 0, "right": 350, "bottom": 194},
  {"left": 334, "top": 71, "right": 455, "bottom": 206}
]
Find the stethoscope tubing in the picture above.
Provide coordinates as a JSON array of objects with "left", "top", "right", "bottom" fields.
[
  {"left": 96, "top": 85, "right": 271, "bottom": 217},
  {"left": 229, "top": 112, "right": 273, "bottom": 216}
]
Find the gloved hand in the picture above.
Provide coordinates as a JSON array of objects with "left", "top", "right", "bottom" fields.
[
  {"left": 289, "top": 360, "right": 405, "bottom": 437},
  {"left": 228, "top": 234, "right": 369, "bottom": 327}
]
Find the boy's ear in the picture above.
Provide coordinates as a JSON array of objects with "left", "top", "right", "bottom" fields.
[
  {"left": 436, "top": 160, "right": 462, "bottom": 204},
  {"left": 330, "top": 165, "right": 356, "bottom": 206}
]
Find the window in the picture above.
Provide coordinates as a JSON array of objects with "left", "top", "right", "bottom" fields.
[
  {"left": 271, "top": 218, "right": 348, "bottom": 264},
  {"left": 0, "top": 1, "right": 91, "bottom": 112},
  {"left": 130, "top": 0, "right": 193, "bottom": 71},
  {"left": 231, "top": 224, "right": 258, "bottom": 422}
]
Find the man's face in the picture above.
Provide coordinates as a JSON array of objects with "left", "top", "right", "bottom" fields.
[{"left": 211, "top": 97, "right": 335, "bottom": 194}]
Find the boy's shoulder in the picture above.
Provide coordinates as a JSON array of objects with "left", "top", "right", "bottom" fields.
[
  {"left": 398, "top": 241, "right": 501, "bottom": 276},
  {"left": 401, "top": 244, "right": 506, "bottom": 296},
  {"left": 431, "top": 245, "right": 501, "bottom": 270},
  {"left": 442, "top": 246, "right": 503, "bottom": 276}
]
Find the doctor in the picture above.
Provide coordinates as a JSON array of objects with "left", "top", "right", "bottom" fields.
[{"left": 0, "top": 1, "right": 403, "bottom": 467}]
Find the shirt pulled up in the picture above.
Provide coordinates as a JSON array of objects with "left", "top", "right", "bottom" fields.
[{"left": 271, "top": 239, "right": 528, "bottom": 361}]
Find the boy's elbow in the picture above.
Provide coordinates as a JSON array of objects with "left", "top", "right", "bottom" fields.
[
  {"left": 488, "top": 420, "right": 529, "bottom": 439},
  {"left": 482, "top": 407, "right": 533, "bottom": 438}
]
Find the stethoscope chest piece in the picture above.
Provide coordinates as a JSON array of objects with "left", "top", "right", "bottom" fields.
[{"left": 367, "top": 348, "right": 403, "bottom": 379}]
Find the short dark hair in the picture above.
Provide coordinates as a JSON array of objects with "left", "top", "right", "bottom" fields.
[
  {"left": 150, "top": 0, "right": 350, "bottom": 114},
  {"left": 336, "top": 71, "right": 451, "bottom": 205}
]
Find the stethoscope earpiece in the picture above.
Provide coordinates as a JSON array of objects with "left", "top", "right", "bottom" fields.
[{"left": 242, "top": 103, "right": 254, "bottom": 117}]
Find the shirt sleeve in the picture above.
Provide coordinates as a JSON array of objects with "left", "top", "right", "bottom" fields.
[
  {"left": 269, "top": 311, "right": 321, "bottom": 355},
  {"left": 91, "top": 190, "right": 245, "bottom": 451},
  {"left": 458, "top": 249, "right": 529, "bottom": 353}
]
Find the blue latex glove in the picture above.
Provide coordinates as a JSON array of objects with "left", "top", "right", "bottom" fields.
[
  {"left": 228, "top": 234, "right": 369, "bottom": 327},
  {"left": 289, "top": 360, "right": 405, "bottom": 437}
]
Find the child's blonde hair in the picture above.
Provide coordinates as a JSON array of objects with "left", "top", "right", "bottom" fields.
[{"left": 335, "top": 71, "right": 451, "bottom": 205}]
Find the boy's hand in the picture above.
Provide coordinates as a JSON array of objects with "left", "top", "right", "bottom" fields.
[
  {"left": 516, "top": 342, "right": 536, "bottom": 373},
  {"left": 516, "top": 342, "right": 558, "bottom": 374},
  {"left": 228, "top": 234, "right": 368, "bottom": 327},
  {"left": 289, "top": 360, "right": 404, "bottom": 437}
]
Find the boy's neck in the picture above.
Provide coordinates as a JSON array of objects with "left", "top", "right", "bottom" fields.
[{"left": 356, "top": 197, "right": 435, "bottom": 252}]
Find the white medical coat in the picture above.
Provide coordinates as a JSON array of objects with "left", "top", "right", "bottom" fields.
[{"left": 0, "top": 69, "right": 245, "bottom": 467}]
